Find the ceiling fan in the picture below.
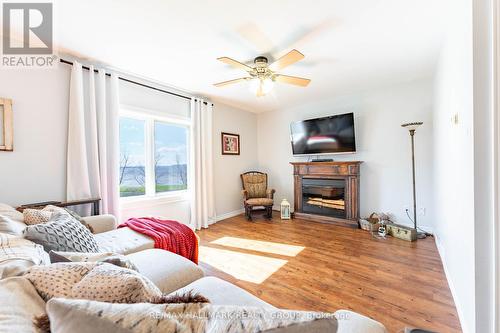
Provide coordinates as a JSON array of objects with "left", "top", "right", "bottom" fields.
[{"left": 214, "top": 49, "right": 311, "bottom": 97}]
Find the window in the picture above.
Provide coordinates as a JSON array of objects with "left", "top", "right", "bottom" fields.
[
  {"left": 119, "top": 110, "right": 189, "bottom": 198},
  {"left": 154, "top": 121, "right": 188, "bottom": 193},
  {"left": 119, "top": 117, "right": 146, "bottom": 197}
]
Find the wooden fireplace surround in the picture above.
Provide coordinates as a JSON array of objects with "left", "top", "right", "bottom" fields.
[{"left": 291, "top": 161, "right": 362, "bottom": 228}]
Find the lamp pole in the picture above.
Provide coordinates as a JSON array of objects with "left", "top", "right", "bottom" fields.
[
  {"left": 410, "top": 129, "right": 417, "bottom": 230},
  {"left": 401, "top": 122, "right": 425, "bottom": 239}
]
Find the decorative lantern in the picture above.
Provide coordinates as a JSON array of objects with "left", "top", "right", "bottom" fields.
[{"left": 280, "top": 199, "right": 291, "bottom": 220}]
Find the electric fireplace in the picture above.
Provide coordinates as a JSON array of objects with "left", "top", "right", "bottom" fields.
[{"left": 291, "top": 161, "right": 361, "bottom": 228}]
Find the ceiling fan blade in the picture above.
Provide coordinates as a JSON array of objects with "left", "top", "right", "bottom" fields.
[
  {"left": 213, "top": 77, "right": 250, "bottom": 87},
  {"left": 217, "top": 57, "right": 253, "bottom": 72},
  {"left": 275, "top": 74, "right": 311, "bottom": 87},
  {"left": 269, "top": 49, "right": 305, "bottom": 71}
]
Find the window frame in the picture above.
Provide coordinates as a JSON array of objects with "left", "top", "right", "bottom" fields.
[{"left": 119, "top": 105, "right": 191, "bottom": 203}]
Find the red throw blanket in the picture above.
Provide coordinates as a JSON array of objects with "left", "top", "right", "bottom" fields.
[{"left": 119, "top": 217, "right": 198, "bottom": 264}]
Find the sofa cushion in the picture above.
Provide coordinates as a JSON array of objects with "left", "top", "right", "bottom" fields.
[
  {"left": 126, "top": 248, "right": 204, "bottom": 294},
  {"left": 23, "top": 213, "right": 99, "bottom": 253},
  {"left": 246, "top": 198, "right": 274, "bottom": 206},
  {"left": 94, "top": 227, "right": 154, "bottom": 255},
  {"left": 172, "top": 276, "right": 275, "bottom": 309},
  {"left": 0, "top": 277, "right": 46, "bottom": 333},
  {"left": 0, "top": 214, "right": 26, "bottom": 236},
  {"left": 334, "top": 310, "right": 387, "bottom": 333}
]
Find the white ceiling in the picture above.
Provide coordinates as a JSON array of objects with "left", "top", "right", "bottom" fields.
[{"left": 50, "top": 0, "right": 447, "bottom": 112}]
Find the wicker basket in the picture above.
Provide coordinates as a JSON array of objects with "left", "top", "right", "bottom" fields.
[
  {"left": 359, "top": 219, "right": 380, "bottom": 232},
  {"left": 359, "top": 213, "right": 381, "bottom": 232}
]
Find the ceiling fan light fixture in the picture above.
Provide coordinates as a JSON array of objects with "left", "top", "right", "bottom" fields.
[
  {"left": 249, "top": 77, "right": 274, "bottom": 96},
  {"left": 261, "top": 77, "right": 274, "bottom": 94}
]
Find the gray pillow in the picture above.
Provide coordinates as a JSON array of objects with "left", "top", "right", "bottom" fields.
[{"left": 23, "top": 213, "right": 99, "bottom": 253}]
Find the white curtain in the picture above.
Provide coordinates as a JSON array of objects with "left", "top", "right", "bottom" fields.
[
  {"left": 67, "top": 61, "right": 120, "bottom": 217},
  {"left": 190, "top": 99, "right": 216, "bottom": 229}
]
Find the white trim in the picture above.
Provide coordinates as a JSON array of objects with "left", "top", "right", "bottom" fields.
[
  {"left": 494, "top": 0, "right": 500, "bottom": 329},
  {"left": 211, "top": 209, "right": 245, "bottom": 224},
  {"left": 120, "top": 192, "right": 189, "bottom": 210},
  {"left": 119, "top": 106, "right": 190, "bottom": 203},
  {"left": 435, "top": 234, "right": 469, "bottom": 333}
]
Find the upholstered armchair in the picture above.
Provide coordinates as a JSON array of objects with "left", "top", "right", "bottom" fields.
[{"left": 240, "top": 171, "right": 275, "bottom": 220}]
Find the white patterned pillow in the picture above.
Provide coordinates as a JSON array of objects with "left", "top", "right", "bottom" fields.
[
  {"left": 25, "top": 262, "right": 161, "bottom": 303},
  {"left": 24, "top": 262, "right": 97, "bottom": 301},
  {"left": 23, "top": 209, "right": 52, "bottom": 225},
  {"left": 73, "top": 263, "right": 161, "bottom": 303}
]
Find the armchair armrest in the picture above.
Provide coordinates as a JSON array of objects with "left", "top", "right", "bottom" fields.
[
  {"left": 242, "top": 190, "right": 249, "bottom": 200},
  {"left": 81, "top": 214, "right": 117, "bottom": 234},
  {"left": 266, "top": 189, "right": 276, "bottom": 199}
]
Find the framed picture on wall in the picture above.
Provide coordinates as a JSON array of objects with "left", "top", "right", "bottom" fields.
[
  {"left": 221, "top": 132, "right": 240, "bottom": 155},
  {"left": 0, "top": 98, "right": 13, "bottom": 152}
]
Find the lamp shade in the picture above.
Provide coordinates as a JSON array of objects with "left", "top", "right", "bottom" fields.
[{"left": 401, "top": 122, "right": 423, "bottom": 131}]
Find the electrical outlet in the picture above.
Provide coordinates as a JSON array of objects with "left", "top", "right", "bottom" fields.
[{"left": 419, "top": 207, "right": 426, "bottom": 216}]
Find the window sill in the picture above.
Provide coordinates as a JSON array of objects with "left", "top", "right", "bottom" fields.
[{"left": 120, "top": 191, "right": 189, "bottom": 210}]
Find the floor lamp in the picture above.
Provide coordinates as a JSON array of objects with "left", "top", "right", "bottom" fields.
[{"left": 401, "top": 121, "right": 427, "bottom": 239}]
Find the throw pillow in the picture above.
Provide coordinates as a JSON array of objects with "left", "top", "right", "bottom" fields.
[
  {"left": 0, "top": 233, "right": 49, "bottom": 278},
  {"left": 49, "top": 251, "right": 139, "bottom": 272},
  {"left": 73, "top": 263, "right": 161, "bottom": 303},
  {"left": 42, "top": 205, "right": 94, "bottom": 233},
  {"left": 25, "top": 262, "right": 161, "bottom": 303},
  {"left": 23, "top": 209, "right": 52, "bottom": 225},
  {"left": 23, "top": 213, "right": 100, "bottom": 253},
  {"left": 24, "top": 262, "right": 97, "bottom": 301},
  {"left": 0, "top": 214, "right": 26, "bottom": 236},
  {"left": 45, "top": 299, "right": 338, "bottom": 333}
]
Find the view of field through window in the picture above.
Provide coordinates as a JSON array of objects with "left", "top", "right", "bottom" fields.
[{"left": 119, "top": 117, "right": 188, "bottom": 197}]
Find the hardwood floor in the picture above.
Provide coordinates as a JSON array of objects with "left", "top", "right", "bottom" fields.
[{"left": 196, "top": 212, "right": 461, "bottom": 333}]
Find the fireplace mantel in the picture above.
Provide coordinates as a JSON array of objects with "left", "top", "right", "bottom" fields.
[{"left": 290, "top": 161, "right": 362, "bottom": 228}]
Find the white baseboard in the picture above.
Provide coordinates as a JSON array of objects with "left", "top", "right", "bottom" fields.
[
  {"left": 434, "top": 233, "right": 468, "bottom": 333},
  {"left": 210, "top": 209, "right": 245, "bottom": 224}
]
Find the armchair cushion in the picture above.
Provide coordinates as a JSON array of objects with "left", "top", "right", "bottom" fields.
[
  {"left": 246, "top": 198, "right": 274, "bottom": 206},
  {"left": 241, "top": 173, "right": 268, "bottom": 198}
]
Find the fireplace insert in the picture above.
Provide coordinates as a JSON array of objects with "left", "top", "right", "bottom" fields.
[{"left": 301, "top": 178, "right": 346, "bottom": 218}]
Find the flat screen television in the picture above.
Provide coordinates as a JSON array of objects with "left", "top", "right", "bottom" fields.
[{"left": 290, "top": 112, "right": 356, "bottom": 155}]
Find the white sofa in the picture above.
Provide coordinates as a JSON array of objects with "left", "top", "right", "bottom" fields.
[{"left": 0, "top": 203, "right": 387, "bottom": 332}]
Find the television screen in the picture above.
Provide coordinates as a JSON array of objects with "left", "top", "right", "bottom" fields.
[{"left": 290, "top": 113, "right": 356, "bottom": 155}]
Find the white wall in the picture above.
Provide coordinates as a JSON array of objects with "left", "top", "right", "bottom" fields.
[
  {"left": 257, "top": 79, "right": 435, "bottom": 230},
  {"left": 0, "top": 63, "right": 257, "bottom": 225},
  {"left": 212, "top": 103, "right": 259, "bottom": 219},
  {"left": 0, "top": 65, "right": 71, "bottom": 206},
  {"left": 432, "top": 0, "right": 475, "bottom": 331}
]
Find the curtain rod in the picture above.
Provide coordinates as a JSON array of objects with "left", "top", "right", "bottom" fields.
[{"left": 59, "top": 59, "right": 212, "bottom": 106}]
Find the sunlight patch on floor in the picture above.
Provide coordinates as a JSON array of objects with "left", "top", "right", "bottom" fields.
[
  {"left": 210, "top": 236, "right": 305, "bottom": 257},
  {"left": 199, "top": 246, "right": 288, "bottom": 284}
]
